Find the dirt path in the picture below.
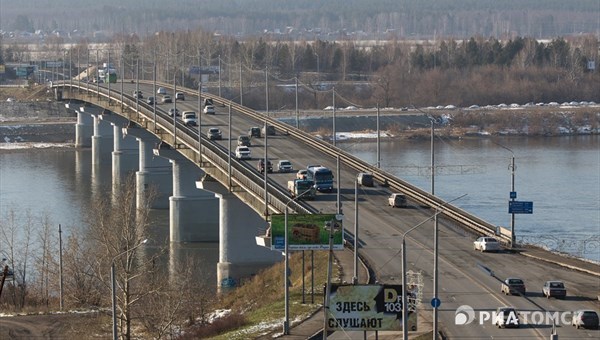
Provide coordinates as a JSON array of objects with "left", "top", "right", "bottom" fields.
[{"left": 0, "top": 312, "right": 109, "bottom": 339}]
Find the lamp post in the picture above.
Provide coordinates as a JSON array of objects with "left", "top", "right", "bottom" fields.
[
  {"left": 401, "top": 195, "right": 466, "bottom": 340},
  {"left": 111, "top": 239, "right": 147, "bottom": 340},
  {"left": 283, "top": 186, "right": 316, "bottom": 335},
  {"left": 493, "top": 141, "right": 516, "bottom": 247}
]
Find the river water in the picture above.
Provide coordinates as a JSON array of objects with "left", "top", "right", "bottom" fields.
[
  {"left": 0, "top": 135, "right": 598, "bottom": 265},
  {"left": 338, "top": 135, "right": 599, "bottom": 262}
]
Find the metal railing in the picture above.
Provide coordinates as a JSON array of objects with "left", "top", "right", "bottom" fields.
[{"left": 55, "top": 80, "right": 505, "bottom": 241}]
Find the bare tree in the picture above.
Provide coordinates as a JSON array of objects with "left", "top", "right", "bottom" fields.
[{"left": 86, "top": 174, "right": 163, "bottom": 340}]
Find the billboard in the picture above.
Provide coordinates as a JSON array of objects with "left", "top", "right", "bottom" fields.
[
  {"left": 270, "top": 213, "right": 344, "bottom": 251},
  {"left": 326, "top": 284, "right": 418, "bottom": 331}
]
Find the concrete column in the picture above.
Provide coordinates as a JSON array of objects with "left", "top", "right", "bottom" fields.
[
  {"left": 91, "top": 112, "right": 113, "bottom": 165},
  {"left": 99, "top": 114, "right": 139, "bottom": 186},
  {"left": 199, "top": 177, "right": 282, "bottom": 288},
  {"left": 123, "top": 124, "right": 172, "bottom": 210},
  {"left": 154, "top": 147, "right": 219, "bottom": 243},
  {"left": 75, "top": 108, "right": 93, "bottom": 147}
]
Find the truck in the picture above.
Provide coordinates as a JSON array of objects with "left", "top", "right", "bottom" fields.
[{"left": 287, "top": 179, "right": 316, "bottom": 200}]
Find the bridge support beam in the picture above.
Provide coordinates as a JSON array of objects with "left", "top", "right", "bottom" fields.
[
  {"left": 75, "top": 106, "right": 93, "bottom": 147},
  {"left": 123, "top": 124, "right": 172, "bottom": 210},
  {"left": 154, "top": 145, "right": 219, "bottom": 243},
  {"left": 99, "top": 114, "right": 139, "bottom": 186},
  {"left": 90, "top": 111, "right": 114, "bottom": 165},
  {"left": 198, "top": 177, "right": 282, "bottom": 288}
]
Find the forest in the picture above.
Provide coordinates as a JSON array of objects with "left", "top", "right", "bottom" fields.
[{"left": 2, "top": 0, "right": 599, "bottom": 40}]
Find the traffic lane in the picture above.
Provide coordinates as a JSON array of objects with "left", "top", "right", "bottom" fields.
[
  {"left": 350, "top": 206, "right": 543, "bottom": 338},
  {"left": 117, "top": 83, "right": 599, "bottom": 337}
]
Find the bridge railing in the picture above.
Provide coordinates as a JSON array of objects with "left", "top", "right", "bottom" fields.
[
  {"left": 56, "top": 81, "right": 506, "bottom": 242},
  {"left": 56, "top": 81, "right": 314, "bottom": 217}
]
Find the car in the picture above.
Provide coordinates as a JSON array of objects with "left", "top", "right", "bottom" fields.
[
  {"left": 182, "top": 111, "right": 197, "bottom": 126},
  {"left": 357, "top": 172, "right": 374, "bottom": 187},
  {"left": 237, "top": 135, "right": 251, "bottom": 146},
  {"left": 207, "top": 128, "right": 222, "bottom": 140},
  {"left": 248, "top": 127, "right": 261, "bottom": 138},
  {"left": 542, "top": 280, "right": 566, "bottom": 299},
  {"left": 501, "top": 277, "right": 526, "bottom": 295},
  {"left": 296, "top": 169, "right": 307, "bottom": 180},
  {"left": 203, "top": 105, "right": 215, "bottom": 114},
  {"left": 572, "top": 310, "right": 599, "bottom": 329},
  {"left": 146, "top": 96, "right": 155, "bottom": 105},
  {"left": 235, "top": 146, "right": 251, "bottom": 160},
  {"left": 473, "top": 237, "right": 501, "bottom": 252},
  {"left": 175, "top": 92, "right": 185, "bottom": 101},
  {"left": 161, "top": 95, "right": 172, "bottom": 104},
  {"left": 388, "top": 193, "right": 407, "bottom": 208},
  {"left": 495, "top": 307, "right": 520, "bottom": 328},
  {"left": 277, "top": 160, "right": 293, "bottom": 172},
  {"left": 157, "top": 87, "right": 167, "bottom": 95},
  {"left": 133, "top": 90, "right": 143, "bottom": 99},
  {"left": 204, "top": 98, "right": 213, "bottom": 107},
  {"left": 168, "top": 107, "right": 180, "bottom": 117},
  {"left": 257, "top": 158, "right": 273, "bottom": 173}
]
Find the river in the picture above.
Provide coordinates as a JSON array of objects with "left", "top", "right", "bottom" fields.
[{"left": 0, "top": 135, "right": 598, "bottom": 266}]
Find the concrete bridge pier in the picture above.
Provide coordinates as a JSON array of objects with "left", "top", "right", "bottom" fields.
[
  {"left": 154, "top": 145, "right": 220, "bottom": 243},
  {"left": 123, "top": 125, "right": 172, "bottom": 210},
  {"left": 198, "top": 177, "right": 282, "bottom": 288},
  {"left": 98, "top": 114, "right": 139, "bottom": 185},
  {"left": 74, "top": 107, "right": 93, "bottom": 147},
  {"left": 90, "top": 111, "right": 114, "bottom": 165}
]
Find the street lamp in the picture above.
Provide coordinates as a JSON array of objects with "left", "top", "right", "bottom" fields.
[
  {"left": 283, "top": 186, "right": 316, "bottom": 335},
  {"left": 493, "top": 141, "right": 516, "bottom": 248},
  {"left": 401, "top": 194, "right": 466, "bottom": 340},
  {"left": 111, "top": 239, "right": 147, "bottom": 340}
]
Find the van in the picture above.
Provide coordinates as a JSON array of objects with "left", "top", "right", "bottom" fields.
[
  {"left": 357, "top": 172, "right": 374, "bottom": 187},
  {"left": 388, "top": 193, "right": 407, "bottom": 208}
]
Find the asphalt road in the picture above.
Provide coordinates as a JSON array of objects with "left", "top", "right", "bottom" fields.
[{"left": 106, "top": 83, "right": 600, "bottom": 339}]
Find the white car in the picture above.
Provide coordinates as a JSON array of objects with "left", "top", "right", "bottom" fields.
[
  {"left": 203, "top": 105, "right": 215, "bottom": 114},
  {"left": 473, "top": 237, "right": 501, "bottom": 252},
  {"left": 235, "top": 146, "right": 251, "bottom": 159},
  {"left": 182, "top": 111, "right": 197, "bottom": 126},
  {"left": 157, "top": 87, "right": 167, "bottom": 95},
  {"left": 277, "top": 160, "right": 293, "bottom": 172}
]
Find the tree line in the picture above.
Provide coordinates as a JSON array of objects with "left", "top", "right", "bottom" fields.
[{"left": 2, "top": 29, "right": 599, "bottom": 110}]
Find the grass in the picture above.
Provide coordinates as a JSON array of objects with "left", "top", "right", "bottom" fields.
[{"left": 197, "top": 250, "right": 339, "bottom": 339}]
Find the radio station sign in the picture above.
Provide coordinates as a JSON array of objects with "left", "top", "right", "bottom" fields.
[
  {"left": 270, "top": 213, "right": 343, "bottom": 251},
  {"left": 326, "top": 284, "right": 417, "bottom": 331}
]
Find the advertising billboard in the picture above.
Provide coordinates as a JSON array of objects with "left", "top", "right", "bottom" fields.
[
  {"left": 326, "top": 284, "right": 418, "bottom": 331},
  {"left": 270, "top": 213, "right": 343, "bottom": 251}
]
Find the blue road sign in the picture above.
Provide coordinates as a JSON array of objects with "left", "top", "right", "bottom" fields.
[
  {"left": 431, "top": 297, "right": 441, "bottom": 308},
  {"left": 509, "top": 201, "right": 533, "bottom": 214},
  {"left": 510, "top": 191, "right": 517, "bottom": 199}
]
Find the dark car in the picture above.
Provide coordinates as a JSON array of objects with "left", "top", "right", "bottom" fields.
[
  {"left": 357, "top": 172, "right": 374, "bottom": 187},
  {"left": 208, "top": 128, "right": 222, "bottom": 140},
  {"left": 237, "top": 135, "right": 251, "bottom": 147},
  {"left": 257, "top": 158, "right": 273, "bottom": 173},
  {"left": 572, "top": 310, "right": 599, "bottom": 329},
  {"left": 501, "top": 277, "right": 526, "bottom": 295},
  {"left": 146, "top": 96, "right": 155, "bottom": 105},
  {"left": 168, "top": 107, "right": 180, "bottom": 117},
  {"left": 249, "top": 127, "right": 261, "bottom": 138}
]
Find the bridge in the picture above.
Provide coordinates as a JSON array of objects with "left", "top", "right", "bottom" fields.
[{"left": 50, "top": 80, "right": 599, "bottom": 339}]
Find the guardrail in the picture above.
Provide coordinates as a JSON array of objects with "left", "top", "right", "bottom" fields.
[
  {"left": 56, "top": 80, "right": 506, "bottom": 242},
  {"left": 54, "top": 81, "right": 315, "bottom": 217}
]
